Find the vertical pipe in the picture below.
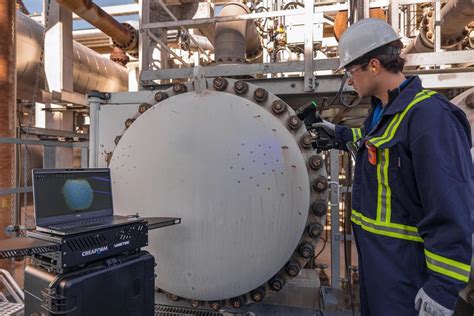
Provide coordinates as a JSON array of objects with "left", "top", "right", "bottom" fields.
[
  {"left": 0, "top": 1, "right": 16, "bottom": 244},
  {"left": 330, "top": 150, "right": 340, "bottom": 288}
]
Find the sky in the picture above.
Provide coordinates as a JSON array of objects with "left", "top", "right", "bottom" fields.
[{"left": 23, "top": 0, "right": 138, "bottom": 30}]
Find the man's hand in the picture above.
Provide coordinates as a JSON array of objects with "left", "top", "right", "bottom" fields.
[
  {"left": 415, "top": 288, "right": 453, "bottom": 316},
  {"left": 311, "top": 120, "right": 337, "bottom": 150}
]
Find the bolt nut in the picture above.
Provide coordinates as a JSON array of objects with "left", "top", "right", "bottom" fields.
[
  {"left": 114, "top": 136, "right": 122, "bottom": 145},
  {"left": 230, "top": 297, "right": 243, "bottom": 308},
  {"left": 299, "top": 242, "right": 315, "bottom": 259},
  {"left": 311, "top": 200, "right": 328, "bottom": 216},
  {"left": 285, "top": 260, "right": 301, "bottom": 277},
  {"left": 427, "top": 11, "right": 433, "bottom": 18},
  {"left": 173, "top": 83, "right": 187, "bottom": 94},
  {"left": 288, "top": 115, "right": 302, "bottom": 130},
  {"left": 269, "top": 276, "right": 284, "bottom": 291},
  {"left": 213, "top": 77, "right": 228, "bottom": 91},
  {"left": 210, "top": 301, "right": 221, "bottom": 311},
  {"left": 308, "top": 223, "right": 324, "bottom": 239},
  {"left": 465, "top": 93, "right": 474, "bottom": 109},
  {"left": 154, "top": 92, "right": 169, "bottom": 102},
  {"left": 271, "top": 100, "right": 287, "bottom": 114},
  {"left": 170, "top": 294, "right": 179, "bottom": 301},
  {"left": 301, "top": 134, "right": 314, "bottom": 149},
  {"left": 125, "top": 118, "right": 135, "bottom": 128},
  {"left": 138, "top": 103, "right": 151, "bottom": 113},
  {"left": 308, "top": 155, "right": 323, "bottom": 170},
  {"left": 250, "top": 287, "right": 265, "bottom": 302},
  {"left": 254, "top": 88, "right": 268, "bottom": 103},
  {"left": 190, "top": 300, "right": 200, "bottom": 308},
  {"left": 426, "top": 31, "right": 433, "bottom": 40},
  {"left": 234, "top": 80, "right": 249, "bottom": 95},
  {"left": 312, "top": 176, "right": 328, "bottom": 192}
]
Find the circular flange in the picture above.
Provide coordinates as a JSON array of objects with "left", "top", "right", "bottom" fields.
[{"left": 109, "top": 78, "right": 329, "bottom": 307}]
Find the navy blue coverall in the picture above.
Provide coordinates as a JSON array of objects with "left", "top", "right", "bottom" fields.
[{"left": 334, "top": 76, "right": 473, "bottom": 315}]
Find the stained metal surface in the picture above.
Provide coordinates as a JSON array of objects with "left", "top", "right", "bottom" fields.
[
  {"left": 16, "top": 12, "right": 128, "bottom": 101},
  {"left": 56, "top": 0, "right": 137, "bottom": 51},
  {"left": 107, "top": 79, "right": 328, "bottom": 306}
]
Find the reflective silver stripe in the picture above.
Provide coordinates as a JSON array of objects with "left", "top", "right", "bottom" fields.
[
  {"left": 377, "top": 149, "right": 390, "bottom": 222},
  {"left": 425, "top": 256, "right": 471, "bottom": 279}
]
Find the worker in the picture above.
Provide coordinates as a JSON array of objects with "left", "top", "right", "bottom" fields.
[{"left": 310, "top": 18, "right": 473, "bottom": 315}]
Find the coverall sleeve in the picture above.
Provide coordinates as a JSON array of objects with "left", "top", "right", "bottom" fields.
[
  {"left": 334, "top": 125, "right": 364, "bottom": 151},
  {"left": 409, "top": 101, "right": 473, "bottom": 310}
]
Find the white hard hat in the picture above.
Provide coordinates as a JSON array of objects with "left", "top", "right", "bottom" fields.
[{"left": 337, "top": 18, "right": 399, "bottom": 70}]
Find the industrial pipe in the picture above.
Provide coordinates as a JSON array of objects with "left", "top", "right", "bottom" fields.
[
  {"left": 0, "top": 0, "right": 16, "bottom": 259},
  {"left": 57, "top": 0, "right": 138, "bottom": 51},
  {"left": 405, "top": 0, "right": 474, "bottom": 53},
  {"left": 215, "top": 2, "right": 263, "bottom": 63},
  {"left": 16, "top": 12, "right": 128, "bottom": 101}
]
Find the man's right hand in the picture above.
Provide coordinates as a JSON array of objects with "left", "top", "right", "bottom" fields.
[{"left": 311, "top": 120, "right": 337, "bottom": 150}]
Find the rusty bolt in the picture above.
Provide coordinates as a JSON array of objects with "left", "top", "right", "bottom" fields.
[
  {"left": 173, "top": 83, "right": 187, "bottom": 94},
  {"left": 114, "top": 136, "right": 122, "bottom": 145},
  {"left": 312, "top": 176, "right": 328, "bottom": 192},
  {"left": 254, "top": 88, "right": 268, "bottom": 103},
  {"left": 125, "top": 118, "right": 135, "bottom": 128},
  {"left": 234, "top": 80, "right": 249, "bottom": 95},
  {"left": 424, "top": 26, "right": 429, "bottom": 33},
  {"left": 308, "top": 155, "right": 323, "bottom": 170},
  {"left": 269, "top": 276, "right": 284, "bottom": 292},
  {"left": 299, "top": 242, "right": 315, "bottom": 259},
  {"left": 209, "top": 301, "right": 221, "bottom": 311},
  {"left": 285, "top": 260, "right": 301, "bottom": 277},
  {"left": 170, "top": 294, "right": 179, "bottom": 301},
  {"left": 301, "top": 134, "right": 314, "bottom": 149},
  {"left": 427, "top": 11, "right": 433, "bottom": 18},
  {"left": 250, "top": 287, "right": 265, "bottom": 302},
  {"left": 423, "top": 18, "right": 429, "bottom": 25},
  {"left": 154, "top": 92, "right": 168, "bottom": 102},
  {"left": 426, "top": 31, "right": 433, "bottom": 40},
  {"left": 311, "top": 199, "right": 328, "bottom": 216},
  {"left": 271, "top": 100, "right": 287, "bottom": 114},
  {"left": 288, "top": 115, "right": 302, "bottom": 130},
  {"left": 213, "top": 77, "right": 228, "bottom": 91},
  {"left": 138, "top": 103, "right": 151, "bottom": 113},
  {"left": 308, "top": 223, "right": 324, "bottom": 239},
  {"left": 190, "top": 300, "right": 200, "bottom": 308},
  {"left": 466, "top": 93, "right": 474, "bottom": 109}
]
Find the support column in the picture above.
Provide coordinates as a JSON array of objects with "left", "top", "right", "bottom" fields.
[
  {"left": 0, "top": 0, "right": 16, "bottom": 264},
  {"left": 43, "top": 1, "right": 74, "bottom": 168}
]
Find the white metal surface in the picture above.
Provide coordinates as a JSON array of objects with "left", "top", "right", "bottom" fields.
[{"left": 110, "top": 90, "right": 311, "bottom": 300}]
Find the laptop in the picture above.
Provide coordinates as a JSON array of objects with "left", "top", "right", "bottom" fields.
[{"left": 32, "top": 168, "right": 141, "bottom": 236}]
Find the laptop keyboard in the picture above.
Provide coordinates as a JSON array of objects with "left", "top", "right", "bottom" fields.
[{"left": 49, "top": 217, "right": 112, "bottom": 230}]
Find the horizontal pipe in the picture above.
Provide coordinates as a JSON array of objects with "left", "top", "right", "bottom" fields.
[
  {"left": 57, "top": 0, "right": 137, "bottom": 51},
  {"left": 16, "top": 11, "right": 128, "bottom": 101}
]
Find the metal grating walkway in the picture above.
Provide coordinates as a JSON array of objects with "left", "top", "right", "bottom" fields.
[{"left": 155, "top": 304, "right": 224, "bottom": 316}]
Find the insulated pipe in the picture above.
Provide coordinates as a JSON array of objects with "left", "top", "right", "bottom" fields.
[
  {"left": 0, "top": 0, "right": 16, "bottom": 249},
  {"left": 56, "top": 0, "right": 138, "bottom": 51},
  {"left": 16, "top": 11, "right": 128, "bottom": 101},
  {"left": 214, "top": 2, "right": 263, "bottom": 63},
  {"left": 405, "top": 0, "right": 474, "bottom": 53}
]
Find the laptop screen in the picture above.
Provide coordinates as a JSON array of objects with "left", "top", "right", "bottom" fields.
[{"left": 33, "top": 169, "right": 114, "bottom": 226}]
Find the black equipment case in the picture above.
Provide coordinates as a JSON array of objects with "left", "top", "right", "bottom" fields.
[{"left": 24, "top": 251, "right": 154, "bottom": 316}]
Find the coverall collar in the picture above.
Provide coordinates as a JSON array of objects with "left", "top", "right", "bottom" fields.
[{"left": 372, "top": 76, "right": 422, "bottom": 117}]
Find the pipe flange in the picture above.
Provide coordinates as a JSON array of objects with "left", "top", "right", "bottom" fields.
[
  {"left": 111, "top": 78, "right": 329, "bottom": 309},
  {"left": 112, "top": 22, "right": 138, "bottom": 52}
]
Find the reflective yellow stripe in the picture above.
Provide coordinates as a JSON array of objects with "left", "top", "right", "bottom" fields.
[
  {"left": 351, "top": 128, "right": 362, "bottom": 143},
  {"left": 376, "top": 149, "right": 391, "bottom": 222},
  {"left": 370, "top": 90, "right": 437, "bottom": 147},
  {"left": 424, "top": 249, "right": 471, "bottom": 282},
  {"left": 351, "top": 209, "right": 423, "bottom": 242}
]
